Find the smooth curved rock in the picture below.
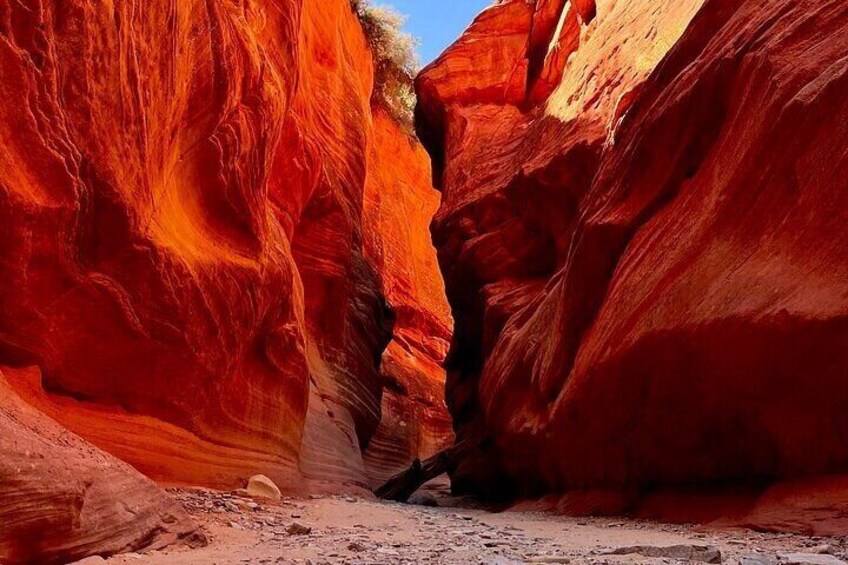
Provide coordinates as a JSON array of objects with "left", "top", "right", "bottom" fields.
[
  {"left": 247, "top": 475, "right": 282, "bottom": 502},
  {"left": 0, "top": 5, "right": 452, "bottom": 562},
  {"left": 0, "top": 368, "right": 200, "bottom": 565},
  {"left": 417, "top": 0, "right": 848, "bottom": 530},
  {"left": 362, "top": 108, "right": 454, "bottom": 486},
  {"left": 0, "top": 0, "right": 447, "bottom": 498}
]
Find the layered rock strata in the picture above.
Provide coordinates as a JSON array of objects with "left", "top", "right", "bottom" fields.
[
  {"left": 362, "top": 108, "right": 454, "bottom": 486},
  {"left": 417, "top": 0, "right": 848, "bottom": 531},
  {"left": 0, "top": 0, "right": 450, "bottom": 559},
  {"left": 0, "top": 367, "right": 200, "bottom": 565}
]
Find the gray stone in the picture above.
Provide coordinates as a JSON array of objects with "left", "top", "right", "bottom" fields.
[
  {"left": 606, "top": 544, "right": 722, "bottom": 563},
  {"left": 779, "top": 554, "right": 848, "bottom": 565},
  {"left": 286, "top": 522, "right": 313, "bottom": 535},
  {"left": 740, "top": 555, "right": 779, "bottom": 565},
  {"left": 348, "top": 542, "right": 367, "bottom": 552},
  {"left": 408, "top": 492, "right": 439, "bottom": 507}
]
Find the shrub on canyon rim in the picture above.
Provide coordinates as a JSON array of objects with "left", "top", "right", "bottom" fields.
[{"left": 351, "top": 0, "right": 420, "bottom": 130}]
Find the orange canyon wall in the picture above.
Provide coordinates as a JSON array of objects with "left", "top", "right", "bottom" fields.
[
  {"left": 0, "top": 0, "right": 450, "bottom": 560},
  {"left": 362, "top": 107, "right": 454, "bottom": 487},
  {"left": 417, "top": 0, "right": 848, "bottom": 533}
]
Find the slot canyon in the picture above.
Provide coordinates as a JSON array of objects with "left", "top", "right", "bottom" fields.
[{"left": 0, "top": 0, "right": 846, "bottom": 564}]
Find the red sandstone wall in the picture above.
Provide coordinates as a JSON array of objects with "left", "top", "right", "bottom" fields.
[
  {"left": 0, "top": 0, "right": 313, "bottom": 492},
  {"left": 418, "top": 0, "right": 848, "bottom": 530},
  {"left": 0, "top": 0, "right": 449, "bottom": 559},
  {"left": 0, "top": 367, "right": 199, "bottom": 565},
  {"left": 362, "top": 107, "right": 454, "bottom": 486}
]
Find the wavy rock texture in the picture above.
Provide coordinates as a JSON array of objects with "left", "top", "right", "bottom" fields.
[
  {"left": 418, "top": 0, "right": 848, "bottom": 531},
  {"left": 280, "top": 0, "right": 392, "bottom": 490},
  {"left": 0, "top": 0, "right": 449, "bottom": 554},
  {"left": 362, "top": 108, "right": 454, "bottom": 486},
  {"left": 0, "top": 367, "right": 199, "bottom": 565},
  {"left": 1, "top": 0, "right": 309, "bottom": 491}
]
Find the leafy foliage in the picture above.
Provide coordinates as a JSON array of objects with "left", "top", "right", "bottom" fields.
[{"left": 351, "top": 0, "right": 420, "bottom": 130}]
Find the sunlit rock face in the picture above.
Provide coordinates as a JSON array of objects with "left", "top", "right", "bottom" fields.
[
  {"left": 0, "top": 0, "right": 449, "bottom": 553},
  {"left": 362, "top": 108, "right": 455, "bottom": 486},
  {"left": 418, "top": 0, "right": 848, "bottom": 530}
]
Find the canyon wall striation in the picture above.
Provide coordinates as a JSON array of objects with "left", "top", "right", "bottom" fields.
[
  {"left": 418, "top": 0, "right": 848, "bottom": 532},
  {"left": 0, "top": 0, "right": 449, "bottom": 560},
  {"left": 362, "top": 107, "right": 454, "bottom": 487}
]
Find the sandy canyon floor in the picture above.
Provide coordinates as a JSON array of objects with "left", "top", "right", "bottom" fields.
[{"left": 93, "top": 481, "right": 848, "bottom": 565}]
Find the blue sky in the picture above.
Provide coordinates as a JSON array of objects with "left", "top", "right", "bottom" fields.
[{"left": 385, "top": 0, "right": 492, "bottom": 65}]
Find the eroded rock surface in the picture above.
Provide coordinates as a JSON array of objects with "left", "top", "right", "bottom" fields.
[
  {"left": 0, "top": 0, "right": 449, "bottom": 558},
  {"left": 362, "top": 107, "right": 455, "bottom": 486},
  {"left": 0, "top": 368, "right": 199, "bottom": 565},
  {"left": 0, "top": 0, "right": 448, "bottom": 487},
  {"left": 417, "top": 0, "right": 848, "bottom": 531}
]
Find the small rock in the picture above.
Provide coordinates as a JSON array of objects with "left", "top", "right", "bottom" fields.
[
  {"left": 780, "top": 554, "right": 848, "bottom": 565},
  {"left": 452, "top": 514, "right": 473, "bottom": 521},
  {"left": 246, "top": 474, "right": 281, "bottom": 501},
  {"left": 740, "top": 555, "right": 778, "bottom": 565},
  {"left": 348, "top": 541, "right": 367, "bottom": 552},
  {"left": 606, "top": 544, "right": 722, "bottom": 564},
  {"left": 408, "top": 492, "right": 439, "bottom": 507},
  {"left": 814, "top": 545, "right": 836, "bottom": 555},
  {"left": 228, "top": 521, "right": 242, "bottom": 529},
  {"left": 286, "top": 522, "right": 312, "bottom": 535},
  {"left": 525, "top": 558, "right": 571, "bottom": 564}
]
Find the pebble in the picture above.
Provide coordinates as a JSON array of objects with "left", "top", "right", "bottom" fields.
[
  {"left": 740, "top": 555, "right": 779, "bottom": 565},
  {"left": 286, "top": 522, "right": 313, "bottom": 535}
]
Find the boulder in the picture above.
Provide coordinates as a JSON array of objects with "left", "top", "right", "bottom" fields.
[{"left": 246, "top": 475, "right": 282, "bottom": 502}]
